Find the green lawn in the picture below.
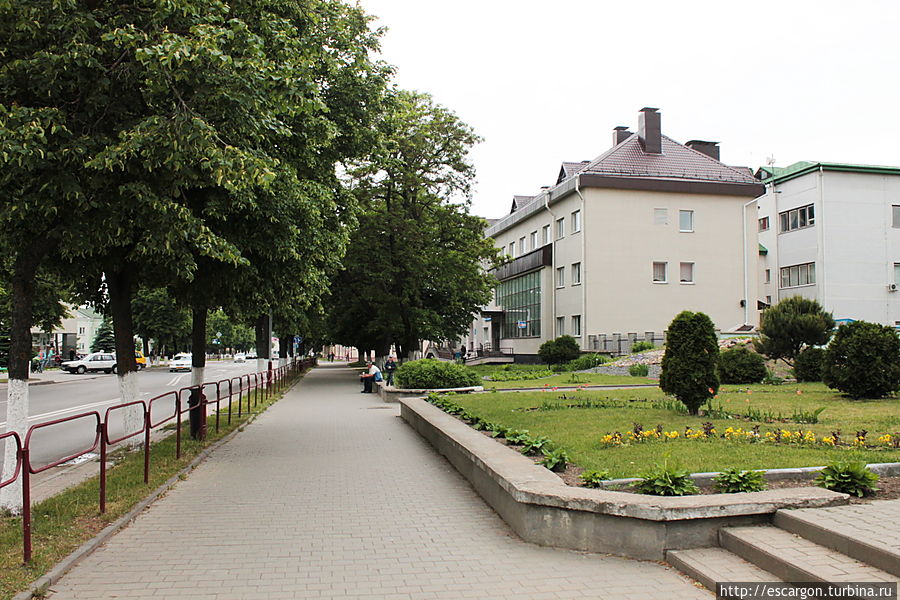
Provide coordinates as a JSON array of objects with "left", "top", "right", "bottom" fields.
[
  {"left": 449, "top": 383, "right": 900, "bottom": 478},
  {"left": 465, "top": 363, "right": 655, "bottom": 389}
]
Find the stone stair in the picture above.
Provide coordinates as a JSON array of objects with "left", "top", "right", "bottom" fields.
[{"left": 667, "top": 500, "right": 900, "bottom": 593}]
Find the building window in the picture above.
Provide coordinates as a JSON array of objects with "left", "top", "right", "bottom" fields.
[
  {"left": 652, "top": 261, "right": 668, "bottom": 283},
  {"left": 679, "top": 262, "right": 694, "bottom": 283},
  {"left": 894, "top": 263, "right": 900, "bottom": 284},
  {"left": 894, "top": 206, "right": 900, "bottom": 228},
  {"left": 779, "top": 204, "right": 815, "bottom": 233},
  {"left": 764, "top": 269, "right": 771, "bottom": 284},
  {"left": 78, "top": 327, "right": 85, "bottom": 335},
  {"left": 572, "top": 315, "right": 582, "bottom": 337},
  {"left": 508, "top": 242, "right": 515, "bottom": 257},
  {"left": 679, "top": 210, "right": 694, "bottom": 232},
  {"left": 759, "top": 216, "right": 770, "bottom": 231},
  {"left": 556, "top": 266, "right": 565, "bottom": 288},
  {"left": 556, "top": 217, "right": 565, "bottom": 239},
  {"left": 571, "top": 210, "right": 582, "bottom": 233},
  {"left": 556, "top": 316, "right": 565, "bottom": 336},
  {"left": 780, "top": 262, "right": 816, "bottom": 288},
  {"left": 766, "top": 295, "right": 772, "bottom": 305},
  {"left": 654, "top": 208, "right": 668, "bottom": 225},
  {"left": 542, "top": 224, "right": 550, "bottom": 245},
  {"left": 571, "top": 262, "right": 581, "bottom": 285},
  {"left": 518, "top": 237, "right": 525, "bottom": 255},
  {"left": 530, "top": 231, "right": 537, "bottom": 250},
  {"left": 497, "top": 271, "right": 541, "bottom": 338}
]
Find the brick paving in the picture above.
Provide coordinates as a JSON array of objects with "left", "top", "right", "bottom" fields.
[
  {"left": 784, "top": 500, "right": 900, "bottom": 558},
  {"left": 46, "top": 363, "right": 708, "bottom": 600}
]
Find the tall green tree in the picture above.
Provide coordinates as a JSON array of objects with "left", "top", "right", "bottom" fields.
[
  {"left": 132, "top": 287, "right": 191, "bottom": 356},
  {"left": 659, "top": 311, "right": 720, "bottom": 415},
  {"left": 754, "top": 296, "right": 835, "bottom": 366},
  {"left": 331, "top": 90, "right": 498, "bottom": 359},
  {"left": 90, "top": 317, "right": 116, "bottom": 353}
]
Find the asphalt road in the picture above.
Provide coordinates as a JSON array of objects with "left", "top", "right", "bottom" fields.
[{"left": 1, "top": 361, "right": 265, "bottom": 468}]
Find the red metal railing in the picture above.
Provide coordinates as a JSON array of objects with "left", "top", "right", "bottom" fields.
[{"left": 1, "top": 357, "right": 314, "bottom": 563}]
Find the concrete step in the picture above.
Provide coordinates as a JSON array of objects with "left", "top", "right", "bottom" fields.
[
  {"left": 774, "top": 503, "right": 900, "bottom": 578},
  {"left": 720, "top": 525, "right": 900, "bottom": 585},
  {"left": 667, "top": 547, "right": 781, "bottom": 592}
]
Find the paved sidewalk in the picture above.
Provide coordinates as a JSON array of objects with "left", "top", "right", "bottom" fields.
[{"left": 46, "top": 363, "right": 708, "bottom": 599}]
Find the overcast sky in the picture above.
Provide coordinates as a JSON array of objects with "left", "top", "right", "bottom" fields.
[{"left": 356, "top": 0, "right": 900, "bottom": 219}]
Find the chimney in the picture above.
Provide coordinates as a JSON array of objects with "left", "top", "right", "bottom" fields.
[
  {"left": 637, "top": 107, "right": 661, "bottom": 154},
  {"left": 612, "top": 126, "right": 632, "bottom": 146},
  {"left": 685, "top": 140, "right": 720, "bottom": 161}
]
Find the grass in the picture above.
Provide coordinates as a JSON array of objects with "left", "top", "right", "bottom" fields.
[
  {"left": 465, "top": 363, "right": 655, "bottom": 389},
  {"left": 0, "top": 378, "right": 300, "bottom": 600},
  {"left": 448, "top": 383, "right": 900, "bottom": 479}
]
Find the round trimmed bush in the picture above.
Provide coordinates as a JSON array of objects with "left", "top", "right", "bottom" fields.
[
  {"left": 717, "top": 346, "right": 767, "bottom": 384},
  {"left": 538, "top": 335, "right": 581, "bottom": 365},
  {"left": 822, "top": 320, "right": 900, "bottom": 399},
  {"left": 793, "top": 347, "right": 825, "bottom": 382},
  {"left": 395, "top": 359, "right": 479, "bottom": 389}
]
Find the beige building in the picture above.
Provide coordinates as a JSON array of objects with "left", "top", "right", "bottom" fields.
[{"left": 472, "top": 107, "right": 764, "bottom": 358}]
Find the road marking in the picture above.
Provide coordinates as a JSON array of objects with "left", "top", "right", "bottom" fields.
[{"left": 0, "top": 397, "right": 122, "bottom": 428}]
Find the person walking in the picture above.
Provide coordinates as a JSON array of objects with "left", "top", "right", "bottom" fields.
[{"left": 384, "top": 356, "right": 397, "bottom": 386}]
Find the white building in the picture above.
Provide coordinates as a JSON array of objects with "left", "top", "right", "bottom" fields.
[
  {"left": 756, "top": 161, "right": 900, "bottom": 326},
  {"left": 469, "top": 108, "right": 764, "bottom": 359}
]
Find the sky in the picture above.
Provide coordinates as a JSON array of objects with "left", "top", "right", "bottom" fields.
[{"left": 355, "top": 0, "right": 900, "bottom": 219}]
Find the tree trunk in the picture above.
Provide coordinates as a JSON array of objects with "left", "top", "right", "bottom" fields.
[
  {"left": 106, "top": 268, "right": 142, "bottom": 446},
  {"left": 254, "top": 313, "right": 270, "bottom": 373},
  {"left": 0, "top": 251, "right": 43, "bottom": 513},
  {"left": 189, "top": 305, "right": 207, "bottom": 440},
  {"left": 278, "top": 334, "right": 291, "bottom": 366}
]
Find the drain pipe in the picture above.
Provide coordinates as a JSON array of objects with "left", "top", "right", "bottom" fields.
[
  {"left": 544, "top": 190, "right": 558, "bottom": 336},
  {"left": 742, "top": 196, "right": 759, "bottom": 326},
  {"left": 574, "top": 176, "right": 587, "bottom": 348}
]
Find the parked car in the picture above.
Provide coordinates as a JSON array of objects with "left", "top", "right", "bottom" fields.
[
  {"left": 61, "top": 352, "right": 118, "bottom": 374},
  {"left": 169, "top": 353, "right": 192, "bottom": 372},
  {"left": 246, "top": 351, "right": 257, "bottom": 359},
  {"left": 135, "top": 351, "right": 147, "bottom": 370},
  {"left": 233, "top": 353, "right": 246, "bottom": 363}
]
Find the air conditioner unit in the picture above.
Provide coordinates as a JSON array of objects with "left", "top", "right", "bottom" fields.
[{"left": 889, "top": 283, "right": 898, "bottom": 292}]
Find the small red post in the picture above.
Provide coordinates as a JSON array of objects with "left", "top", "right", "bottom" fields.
[
  {"left": 21, "top": 446, "right": 31, "bottom": 564},
  {"left": 99, "top": 422, "right": 107, "bottom": 514},
  {"left": 143, "top": 411, "right": 151, "bottom": 484}
]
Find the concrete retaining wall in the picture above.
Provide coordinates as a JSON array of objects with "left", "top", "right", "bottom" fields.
[
  {"left": 400, "top": 397, "right": 848, "bottom": 561},
  {"left": 377, "top": 384, "right": 482, "bottom": 403}
]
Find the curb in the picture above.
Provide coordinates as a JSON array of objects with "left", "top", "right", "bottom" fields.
[{"left": 11, "top": 380, "right": 298, "bottom": 600}]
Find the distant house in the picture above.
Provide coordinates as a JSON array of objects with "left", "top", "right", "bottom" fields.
[
  {"left": 468, "top": 107, "right": 764, "bottom": 359},
  {"left": 30, "top": 305, "right": 103, "bottom": 359},
  {"left": 756, "top": 161, "right": 900, "bottom": 326}
]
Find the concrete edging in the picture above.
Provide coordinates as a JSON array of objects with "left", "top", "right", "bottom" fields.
[
  {"left": 377, "top": 384, "right": 483, "bottom": 403},
  {"left": 12, "top": 382, "right": 297, "bottom": 600},
  {"left": 399, "top": 396, "right": 849, "bottom": 561}
]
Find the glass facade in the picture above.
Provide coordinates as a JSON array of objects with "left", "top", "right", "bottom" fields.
[{"left": 498, "top": 271, "right": 542, "bottom": 338}]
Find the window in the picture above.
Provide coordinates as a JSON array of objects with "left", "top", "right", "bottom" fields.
[
  {"left": 530, "top": 231, "right": 537, "bottom": 250},
  {"left": 556, "top": 266, "right": 565, "bottom": 288},
  {"left": 556, "top": 316, "right": 565, "bottom": 336},
  {"left": 571, "top": 262, "right": 582, "bottom": 285},
  {"left": 508, "top": 242, "right": 515, "bottom": 257},
  {"left": 893, "top": 206, "right": 900, "bottom": 228},
  {"left": 759, "top": 216, "right": 770, "bottom": 231},
  {"left": 571, "top": 210, "right": 582, "bottom": 233},
  {"left": 542, "top": 224, "right": 550, "bottom": 245},
  {"left": 654, "top": 208, "right": 668, "bottom": 225},
  {"left": 556, "top": 217, "right": 565, "bottom": 239},
  {"left": 518, "top": 237, "right": 526, "bottom": 255},
  {"left": 679, "top": 262, "right": 694, "bottom": 283},
  {"left": 497, "top": 271, "right": 541, "bottom": 338},
  {"left": 78, "top": 327, "right": 85, "bottom": 335},
  {"left": 766, "top": 295, "right": 772, "bottom": 305},
  {"left": 679, "top": 210, "right": 694, "bottom": 232},
  {"left": 779, "top": 204, "right": 815, "bottom": 232},
  {"left": 571, "top": 315, "right": 582, "bottom": 337},
  {"left": 780, "top": 262, "right": 816, "bottom": 288},
  {"left": 894, "top": 263, "right": 900, "bottom": 284},
  {"left": 652, "top": 261, "right": 667, "bottom": 283},
  {"left": 764, "top": 269, "right": 771, "bottom": 284}
]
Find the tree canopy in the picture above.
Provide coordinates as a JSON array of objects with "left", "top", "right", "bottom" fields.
[{"left": 754, "top": 296, "right": 835, "bottom": 366}]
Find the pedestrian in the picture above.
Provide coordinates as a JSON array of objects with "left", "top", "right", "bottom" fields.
[
  {"left": 328, "top": 351, "right": 335, "bottom": 362},
  {"left": 384, "top": 356, "right": 397, "bottom": 386}
]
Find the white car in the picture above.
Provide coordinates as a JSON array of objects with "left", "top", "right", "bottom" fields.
[
  {"left": 169, "top": 353, "right": 192, "bottom": 372},
  {"left": 61, "top": 352, "right": 118, "bottom": 374},
  {"left": 233, "top": 353, "right": 246, "bottom": 363}
]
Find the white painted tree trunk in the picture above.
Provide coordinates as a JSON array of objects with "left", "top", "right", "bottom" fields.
[
  {"left": 0, "top": 378, "right": 28, "bottom": 514},
  {"left": 191, "top": 367, "right": 205, "bottom": 390},
  {"left": 116, "top": 371, "right": 143, "bottom": 448},
  {"left": 256, "top": 358, "right": 268, "bottom": 374}
]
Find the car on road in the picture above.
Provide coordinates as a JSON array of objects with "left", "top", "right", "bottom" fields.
[
  {"left": 135, "top": 351, "right": 147, "bottom": 369},
  {"left": 169, "top": 353, "right": 192, "bottom": 372},
  {"left": 246, "top": 351, "right": 257, "bottom": 359},
  {"left": 233, "top": 353, "right": 246, "bottom": 363},
  {"left": 61, "top": 352, "right": 118, "bottom": 374}
]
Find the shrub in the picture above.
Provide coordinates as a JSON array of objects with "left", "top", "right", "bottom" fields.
[
  {"left": 634, "top": 461, "right": 699, "bottom": 496},
  {"left": 713, "top": 468, "right": 767, "bottom": 493},
  {"left": 395, "top": 359, "right": 479, "bottom": 389},
  {"left": 539, "top": 448, "right": 569, "bottom": 472},
  {"left": 564, "top": 353, "right": 607, "bottom": 371},
  {"left": 659, "top": 311, "right": 719, "bottom": 415},
  {"left": 538, "top": 335, "right": 581, "bottom": 365},
  {"left": 631, "top": 341, "right": 655, "bottom": 353},
  {"left": 754, "top": 296, "right": 835, "bottom": 366},
  {"left": 718, "top": 346, "right": 767, "bottom": 384},
  {"left": 815, "top": 461, "right": 879, "bottom": 497},
  {"left": 580, "top": 470, "right": 612, "bottom": 488},
  {"left": 628, "top": 363, "right": 649, "bottom": 377},
  {"left": 822, "top": 321, "right": 900, "bottom": 398},
  {"left": 793, "top": 347, "right": 825, "bottom": 382}
]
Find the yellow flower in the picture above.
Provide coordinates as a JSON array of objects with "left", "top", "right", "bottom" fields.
[
  {"left": 821, "top": 436, "right": 835, "bottom": 446},
  {"left": 877, "top": 434, "right": 893, "bottom": 445}
]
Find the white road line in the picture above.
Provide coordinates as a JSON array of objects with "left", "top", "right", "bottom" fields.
[{"left": 0, "top": 397, "right": 122, "bottom": 429}]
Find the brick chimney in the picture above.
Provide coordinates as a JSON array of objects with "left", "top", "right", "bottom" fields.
[
  {"left": 685, "top": 140, "right": 720, "bottom": 161},
  {"left": 612, "top": 126, "right": 632, "bottom": 146},
  {"left": 638, "top": 107, "right": 661, "bottom": 154}
]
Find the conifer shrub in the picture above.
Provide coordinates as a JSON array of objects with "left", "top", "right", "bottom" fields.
[
  {"left": 718, "top": 346, "right": 767, "bottom": 384},
  {"left": 793, "top": 347, "right": 825, "bottom": 382},
  {"left": 538, "top": 335, "right": 581, "bottom": 365},
  {"left": 822, "top": 321, "right": 900, "bottom": 398},
  {"left": 659, "top": 311, "right": 719, "bottom": 415}
]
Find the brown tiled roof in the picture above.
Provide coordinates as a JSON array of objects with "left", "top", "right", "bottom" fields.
[
  {"left": 577, "top": 135, "right": 758, "bottom": 185},
  {"left": 557, "top": 161, "right": 591, "bottom": 183},
  {"left": 510, "top": 195, "right": 537, "bottom": 212}
]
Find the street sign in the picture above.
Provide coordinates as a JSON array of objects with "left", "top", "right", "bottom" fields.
[
  {"left": 484, "top": 317, "right": 492, "bottom": 322},
  {"left": 517, "top": 320, "right": 527, "bottom": 329}
]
